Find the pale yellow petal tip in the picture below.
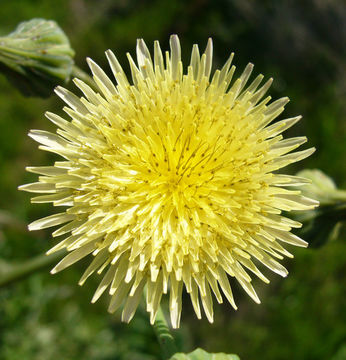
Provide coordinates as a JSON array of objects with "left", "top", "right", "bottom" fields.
[
  {"left": 121, "top": 314, "right": 132, "bottom": 324},
  {"left": 311, "top": 199, "right": 320, "bottom": 208},
  {"left": 54, "top": 85, "right": 64, "bottom": 95},
  {"left": 302, "top": 240, "right": 309, "bottom": 248},
  {"left": 207, "top": 317, "right": 214, "bottom": 324},
  {"left": 28, "top": 223, "right": 38, "bottom": 231},
  {"left": 109, "top": 289, "right": 116, "bottom": 296},
  {"left": 105, "top": 49, "right": 116, "bottom": 63},
  {"left": 86, "top": 57, "right": 94, "bottom": 66},
  {"left": 25, "top": 167, "right": 35, "bottom": 175},
  {"left": 248, "top": 291, "right": 261, "bottom": 304},
  {"left": 72, "top": 77, "right": 82, "bottom": 86},
  {"left": 91, "top": 295, "right": 99, "bottom": 304}
]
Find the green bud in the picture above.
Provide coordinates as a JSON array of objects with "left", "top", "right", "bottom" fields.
[
  {"left": 297, "top": 169, "right": 346, "bottom": 206},
  {"left": 0, "top": 18, "right": 75, "bottom": 97},
  {"left": 294, "top": 169, "right": 346, "bottom": 247}
]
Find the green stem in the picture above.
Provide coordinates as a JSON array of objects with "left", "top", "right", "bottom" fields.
[
  {"left": 0, "top": 250, "right": 65, "bottom": 288},
  {"left": 71, "top": 65, "right": 98, "bottom": 91},
  {"left": 152, "top": 306, "right": 178, "bottom": 360}
]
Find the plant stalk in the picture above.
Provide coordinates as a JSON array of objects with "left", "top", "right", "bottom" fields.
[
  {"left": 0, "top": 250, "right": 65, "bottom": 288},
  {"left": 152, "top": 306, "right": 178, "bottom": 360}
]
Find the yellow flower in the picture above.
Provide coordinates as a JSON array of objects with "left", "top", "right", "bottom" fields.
[{"left": 20, "top": 35, "right": 318, "bottom": 328}]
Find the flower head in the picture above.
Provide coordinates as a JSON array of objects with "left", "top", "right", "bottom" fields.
[{"left": 20, "top": 35, "right": 318, "bottom": 328}]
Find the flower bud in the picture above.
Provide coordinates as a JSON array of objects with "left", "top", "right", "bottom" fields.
[
  {"left": 0, "top": 18, "right": 75, "bottom": 97},
  {"left": 294, "top": 169, "right": 346, "bottom": 247},
  {"left": 297, "top": 169, "right": 346, "bottom": 206}
]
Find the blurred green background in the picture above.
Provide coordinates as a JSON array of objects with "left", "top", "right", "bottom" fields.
[{"left": 0, "top": 0, "right": 345, "bottom": 359}]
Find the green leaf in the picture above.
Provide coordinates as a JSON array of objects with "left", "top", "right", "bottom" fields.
[{"left": 170, "top": 348, "right": 240, "bottom": 360}]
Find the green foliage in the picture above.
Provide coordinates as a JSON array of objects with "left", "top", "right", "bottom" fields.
[
  {"left": 0, "top": 272, "right": 160, "bottom": 360},
  {"left": 170, "top": 348, "right": 240, "bottom": 360}
]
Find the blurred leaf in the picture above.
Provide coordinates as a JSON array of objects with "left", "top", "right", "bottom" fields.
[
  {"left": 0, "top": 18, "right": 74, "bottom": 97},
  {"left": 330, "top": 344, "right": 346, "bottom": 360},
  {"left": 0, "top": 209, "right": 26, "bottom": 229},
  {"left": 170, "top": 348, "right": 240, "bottom": 360}
]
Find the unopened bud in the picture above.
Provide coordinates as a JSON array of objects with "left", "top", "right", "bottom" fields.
[
  {"left": 297, "top": 169, "right": 346, "bottom": 206},
  {"left": 0, "top": 18, "right": 75, "bottom": 97},
  {"left": 294, "top": 169, "right": 346, "bottom": 247}
]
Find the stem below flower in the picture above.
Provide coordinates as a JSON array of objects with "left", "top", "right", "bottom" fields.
[
  {"left": 0, "top": 250, "right": 65, "bottom": 288},
  {"left": 152, "top": 306, "right": 178, "bottom": 360}
]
